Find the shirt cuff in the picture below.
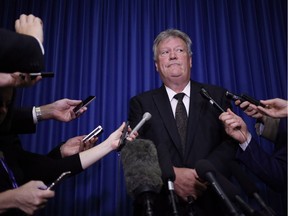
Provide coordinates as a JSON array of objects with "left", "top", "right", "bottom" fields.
[
  {"left": 32, "top": 106, "right": 38, "bottom": 124},
  {"left": 239, "top": 132, "right": 252, "bottom": 151},
  {"left": 35, "top": 37, "right": 45, "bottom": 55}
]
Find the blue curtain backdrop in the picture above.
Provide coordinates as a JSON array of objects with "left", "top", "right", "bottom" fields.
[{"left": 0, "top": 0, "right": 286, "bottom": 215}]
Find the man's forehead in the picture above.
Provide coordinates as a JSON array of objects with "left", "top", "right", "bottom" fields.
[{"left": 158, "top": 37, "right": 186, "bottom": 47}]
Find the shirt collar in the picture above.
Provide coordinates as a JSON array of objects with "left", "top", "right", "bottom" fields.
[{"left": 165, "top": 81, "right": 191, "bottom": 102}]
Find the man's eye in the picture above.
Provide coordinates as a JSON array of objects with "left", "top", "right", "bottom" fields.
[
  {"left": 175, "top": 48, "right": 184, "bottom": 53},
  {"left": 160, "top": 51, "right": 169, "bottom": 56}
]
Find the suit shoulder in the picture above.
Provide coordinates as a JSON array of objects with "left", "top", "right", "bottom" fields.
[
  {"left": 130, "top": 87, "right": 162, "bottom": 101},
  {"left": 192, "top": 80, "right": 227, "bottom": 94}
]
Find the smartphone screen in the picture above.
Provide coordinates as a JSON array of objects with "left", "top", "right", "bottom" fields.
[
  {"left": 46, "top": 171, "right": 71, "bottom": 190},
  {"left": 82, "top": 125, "right": 103, "bottom": 143},
  {"left": 73, "top": 96, "right": 96, "bottom": 113}
]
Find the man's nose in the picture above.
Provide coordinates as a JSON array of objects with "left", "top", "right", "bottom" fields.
[{"left": 169, "top": 50, "right": 178, "bottom": 59}]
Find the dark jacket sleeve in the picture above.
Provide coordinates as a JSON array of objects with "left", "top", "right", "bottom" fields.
[
  {"left": 0, "top": 29, "right": 44, "bottom": 72},
  {"left": 10, "top": 107, "right": 36, "bottom": 134},
  {"left": 236, "top": 136, "right": 287, "bottom": 191}
]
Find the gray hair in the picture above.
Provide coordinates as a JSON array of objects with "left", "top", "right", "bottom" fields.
[{"left": 153, "top": 29, "right": 192, "bottom": 61}]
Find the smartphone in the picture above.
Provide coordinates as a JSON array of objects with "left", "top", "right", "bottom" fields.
[
  {"left": 117, "top": 121, "right": 129, "bottom": 152},
  {"left": 73, "top": 96, "right": 96, "bottom": 113},
  {"left": 46, "top": 171, "right": 71, "bottom": 190},
  {"left": 82, "top": 125, "right": 103, "bottom": 143},
  {"left": 30, "top": 72, "right": 55, "bottom": 78}
]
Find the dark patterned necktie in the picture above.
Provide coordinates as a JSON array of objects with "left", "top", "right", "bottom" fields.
[{"left": 174, "top": 93, "right": 187, "bottom": 154}]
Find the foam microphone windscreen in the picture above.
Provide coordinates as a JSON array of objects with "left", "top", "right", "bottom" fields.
[{"left": 121, "top": 139, "right": 163, "bottom": 199}]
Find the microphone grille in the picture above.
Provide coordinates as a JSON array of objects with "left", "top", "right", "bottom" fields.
[{"left": 143, "top": 112, "right": 152, "bottom": 120}]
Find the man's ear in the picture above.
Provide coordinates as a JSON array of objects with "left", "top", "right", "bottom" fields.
[{"left": 155, "top": 62, "right": 159, "bottom": 72}]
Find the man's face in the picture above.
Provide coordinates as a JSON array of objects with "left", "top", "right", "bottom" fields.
[
  {"left": 155, "top": 37, "right": 192, "bottom": 86},
  {"left": 0, "top": 88, "right": 13, "bottom": 125}
]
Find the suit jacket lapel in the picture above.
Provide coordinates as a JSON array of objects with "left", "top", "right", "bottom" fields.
[
  {"left": 184, "top": 81, "right": 206, "bottom": 160},
  {"left": 153, "top": 86, "right": 183, "bottom": 156}
]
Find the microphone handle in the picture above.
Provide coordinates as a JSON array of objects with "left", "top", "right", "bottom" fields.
[
  {"left": 168, "top": 180, "right": 179, "bottom": 216},
  {"left": 253, "top": 193, "right": 276, "bottom": 216},
  {"left": 209, "top": 99, "right": 225, "bottom": 113},
  {"left": 130, "top": 118, "right": 146, "bottom": 135}
]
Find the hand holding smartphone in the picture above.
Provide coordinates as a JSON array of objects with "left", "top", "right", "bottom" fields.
[
  {"left": 73, "top": 96, "right": 96, "bottom": 114},
  {"left": 82, "top": 125, "right": 103, "bottom": 143},
  {"left": 46, "top": 171, "right": 71, "bottom": 190}
]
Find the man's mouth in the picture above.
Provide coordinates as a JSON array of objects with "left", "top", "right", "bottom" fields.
[{"left": 167, "top": 62, "right": 180, "bottom": 67}]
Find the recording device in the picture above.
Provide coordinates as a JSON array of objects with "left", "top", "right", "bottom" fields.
[
  {"left": 229, "top": 161, "right": 276, "bottom": 216},
  {"left": 200, "top": 88, "right": 225, "bottom": 113},
  {"left": 46, "top": 171, "right": 71, "bottom": 190},
  {"left": 116, "top": 121, "right": 129, "bottom": 152},
  {"left": 82, "top": 125, "right": 103, "bottom": 143},
  {"left": 225, "top": 91, "right": 266, "bottom": 107},
  {"left": 30, "top": 72, "right": 55, "bottom": 78},
  {"left": 129, "top": 112, "right": 152, "bottom": 135},
  {"left": 121, "top": 139, "right": 163, "bottom": 215},
  {"left": 73, "top": 96, "right": 96, "bottom": 113},
  {"left": 195, "top": 159, "right": 240, "bottom": 216}
]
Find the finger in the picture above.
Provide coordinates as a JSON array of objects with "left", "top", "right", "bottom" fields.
[
  {"left": 27, "top": 14, "right": 35, "bottom": 24},
  {"left": 19, "top": 14, "right": 27, "bottom": 24},
  {"left": 67, "top": 99, "right": 82, "bottom": 106},
  {"left": 234, "top": 100, "right": 241, "bottom": 106},
  {"left": 15, "top": 19, "right": 20, "bottom": 29},
  {"left": 78, "top": 141, "right": 84, "bottom": 152},
  {"left": 34, "top": 17, "right": 43, "bottom": 25},
  {"left": 239, "top": 101, "right": 250, "bottom": 109}
]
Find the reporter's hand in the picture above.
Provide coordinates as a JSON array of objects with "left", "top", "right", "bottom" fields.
[
  {"left": 0, "top": 72, "right": 41, "bottom": 88},
  {"left": 15, "top": 14, "right": 44, "bottom": 43},
  {"left": 219, "top": 108, "right": 250, "bottom": 143},
  {"left": 10, "top": 181, "right": 54, "bottom": 215},
  {"left": 60, "top": 135, "right": 98, "bottom": 157},
  {"left": 235, "top": 100, "right": 264, "bottom": 120},
  {"left": 39, "top": 98, "right": 87, "bottom": 122},
  {"left": 173, "top": 167, "right": 207, "bottom": 201},
  {"left": 258, "top": 98, "right": 288, "bottom": 118}
]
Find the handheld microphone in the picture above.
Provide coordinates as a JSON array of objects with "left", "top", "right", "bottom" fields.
[
  {"left": 129, "top": 112, "right": 152, "bottom": 135},
  {"left": 167, "top": 180, "right": 179, "bottom": 216},
  {"left": 155, "top": 142, "right": 179, "bottom": 215},
  {"left": 225, "top": 91, "right": 266, "bottom": 108},
  {"left": 195, "top": 159, "right": 240, "bottom": 216},
  {"left": 216, "top": 170, "right": 263, "bottom": 216},
  {"left": 229, "top": 161, "right": 276, "bottom": 216},
  {"left": 200, "top": 88, "right": 225, "bottom": 113},
  {"left": 121, "top": 139, "right": 163, "bottom": 215}
]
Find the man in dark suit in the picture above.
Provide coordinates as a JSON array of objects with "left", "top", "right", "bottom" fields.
[
  {"left": 0, "top": 14, "right": 44, "bottom": 73},
  {"left": 128, "top": 29, "right": 237, "bottom": 215}
]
